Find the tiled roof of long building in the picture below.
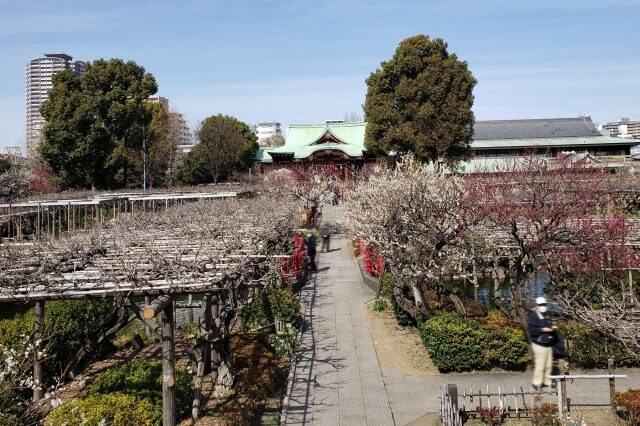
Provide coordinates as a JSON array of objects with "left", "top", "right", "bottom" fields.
[{"left": 473, "top": 117, "right": 602, "bottom": 140}]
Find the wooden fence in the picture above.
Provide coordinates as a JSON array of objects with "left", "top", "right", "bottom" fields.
[{"left": 440, "top": 365, "right": 627, "bottom": 424}]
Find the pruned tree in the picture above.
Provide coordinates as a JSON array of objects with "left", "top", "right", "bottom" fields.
[
  {"left": 0, "top": 168, "right": 32, "bottom": 203},
  {"left": 262, "top": 134, "right": 285, "bottom": 147},
  {"left": 344, "top": 156, "right": 477, "bottom": 317},
  {"left": 363, "top": 34, "right": 476, "bottom": 164},
  {"left": 264, "top": 166, "right": 339, "bottom": 227},
  {"left": 468, "top": 157, "right": 630, "bottom": 328}
]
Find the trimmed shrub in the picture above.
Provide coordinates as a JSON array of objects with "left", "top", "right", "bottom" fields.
[
  {"left": 88, "top": 358, "right": 192, "bottom": 420},
  {"left": 420, "top": 313, "right": 487, "bottom": 372},
  {"left": 559, "top": 323, "right": 640, "bottom": 369},
  {"left": 45, "top": 393, "right": 159, "bottom": 426},
  {"left": 420, "top": 313, "right": 529, "bottom": 372},
  {"left": 267, "top": 288, "right": 302, "bottom": 326},
  {"left": 481, "top": 324, "right": 529, "bottom": 370}
]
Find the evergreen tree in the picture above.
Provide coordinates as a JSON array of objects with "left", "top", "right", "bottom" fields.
[
  {"left": 363, "top": 35, "right": 476, "bottom": 164},
  {"left": 39, "top": 59, "right": 157, "bottom": 189},
  {"left": 173, "top": 115, "right": 258, "bottom": 185}
]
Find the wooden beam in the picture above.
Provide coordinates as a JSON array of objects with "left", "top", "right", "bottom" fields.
[
  {"left": 162, "top": 300, "right": 176, "bottom": 426},
  {"left": 143, "top": 295, "right": 173, "bottom": 320},
  {"left": 33, "top": 301, "right": 44, "bottom": 401}
]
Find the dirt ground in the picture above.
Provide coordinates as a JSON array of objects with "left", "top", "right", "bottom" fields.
[
  {"left": 182, "top": 332, "right": 288, "bottom": 425},
  {"left": 366, "top": 300, "right": 438, "bottom": 376}
]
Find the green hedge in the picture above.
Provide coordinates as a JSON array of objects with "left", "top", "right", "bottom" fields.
[
  {"left": 46, "top": 393, "right": 159, "bottom": 426},
  {"left": 88, "top": 358, "right": 192, "bottom": 420},
  {"left": 559, "top": 323, "right": 640, "bottom": 369},
  {"left": 420, "top": 313, "right": 487, "bottom": 372},
  {"left": 420, "top": 313, "right": 529, "bottom": 372},
  {"left": 482, "top": 324, "right": 529, "bottom": 370}
]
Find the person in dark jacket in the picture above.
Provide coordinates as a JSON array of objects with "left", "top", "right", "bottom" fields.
[
  {"left": 306, "top": 232, "right": 317, "bottom": 273},
  {"left": 528, "top": 296, "right": 557, "bottom": 391}
]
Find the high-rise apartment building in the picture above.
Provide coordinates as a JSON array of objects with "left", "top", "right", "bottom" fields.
[
  {"left": 172, "top": 113, "right": 195, "bottom": 165},
  {"left": 25, "top": 53, "right": 84, "bottom": 157}
]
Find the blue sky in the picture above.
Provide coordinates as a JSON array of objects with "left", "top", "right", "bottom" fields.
[{"left": 1, "top": 0, "right": 639, "bottom": 151}]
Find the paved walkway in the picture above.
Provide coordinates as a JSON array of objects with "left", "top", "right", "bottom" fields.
[{"left": 284, "top": 205, "right": 640, "bottom": 425}]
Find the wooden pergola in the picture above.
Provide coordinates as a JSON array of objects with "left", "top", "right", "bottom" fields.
[
  {"left": 0, "top": 195, "right": 296, "bottom": 425},
  {"left": 0, "top": 189, "right": 250, "bottom": 240}
]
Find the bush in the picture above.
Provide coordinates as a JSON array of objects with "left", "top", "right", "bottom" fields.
[
  {"left": 420, "top": 313, "right": 487, "bottom": 372},
  {"left": 272, "top": 323, "right": 299, "bottom": 357},
  {"left": 0, "top": 300, "right": 113, "bottom": 388},
  {"left": 615, "top": 388, "right": 640, "bottom": 424},
  {"left": 481, "top": 324, "right": 529, "bottom": 370},
  {"left": 559, "top": 323, "right": 640, "bottom": 369},
  {"left": 89, "top": 358, "right": 192, "bottom": 420},
  {"left": 420, "top": 313, "right": 529, "bottom": 372},
  {"left": 45, "top": 393, "right": 159, "bottom": 426},
  {"left": 378, "top": 272, "right": 395, "bottom": 297},
  {"left": 267, "top": 288, "right": 301, "bottom": 326},
  {"left": 390, "top": 295, "right": 411, "bottom": 326},
  {"left": 531, "top": 395, "right": 561, "bottom": 426},
  {"left": 244, "top": 291, "right": 273, "bottom": 330},
  {"left": 371, "top": 298, "right": 387, "bottom": 312},
  {"left": 44, "top": 300, "right": 114, "bottom": 379}
]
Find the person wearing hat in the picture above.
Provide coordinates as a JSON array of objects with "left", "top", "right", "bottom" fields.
[{"left": 528, "top": 296, "right": 557, "bottom": 391}]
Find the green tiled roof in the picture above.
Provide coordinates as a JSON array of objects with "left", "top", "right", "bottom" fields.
[
  {"left": 473, "top": 135, "right": 637, "bottom": 149},
  {"left": 256, "top": 119, "right": 640, "bottom": 163},
  {"left": 258, "top": 122, "right": 367, "bottom": 162}
]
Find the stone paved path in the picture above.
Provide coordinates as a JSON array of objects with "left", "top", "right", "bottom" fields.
[
  {"left": 285, "top": 205, "right": 394, "bottom": 425},
  {"left": 284, "top": 205, "right": 640, "bottom": 425}
]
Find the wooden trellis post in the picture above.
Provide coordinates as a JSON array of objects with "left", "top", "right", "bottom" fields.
[
  {"left": 33, "top": 301, "right": 44, "bottom": 401},
  {"left": 144, "top": 295, "right": 176, "bottom": 426}
]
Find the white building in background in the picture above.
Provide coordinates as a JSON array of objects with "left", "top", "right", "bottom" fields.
[
  {"left": 255, "top": 122, "right": 282, "bottom": 146},
  {"left": 172, "top": 112, "right": 195, "bottom": 164},
  {"left": 147, "top": 95, "right": 169, "bottom": 110},
  {"left": 598, "top": 118, "right": 640, "bottom": 139},
  {"left": 25, "top": 53, "right": 84, "bottom": 157}
]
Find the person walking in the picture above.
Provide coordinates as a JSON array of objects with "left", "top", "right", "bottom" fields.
[
  {"left": 306, "top": 232, "right": 317, "bottom": 273},
  {"left": 528, "top": 296, "right": 557, "bottom": 391},
  {"left": 320, "top": 223, "right": 332, "bottom": 253}
]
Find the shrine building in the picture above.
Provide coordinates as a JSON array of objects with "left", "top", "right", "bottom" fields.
[
  {"left": 256, "top": 121, "right": 374, "bottom": 177},
  {"left": 256, "top": 117, "right": 640, "bottom": 174}
]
